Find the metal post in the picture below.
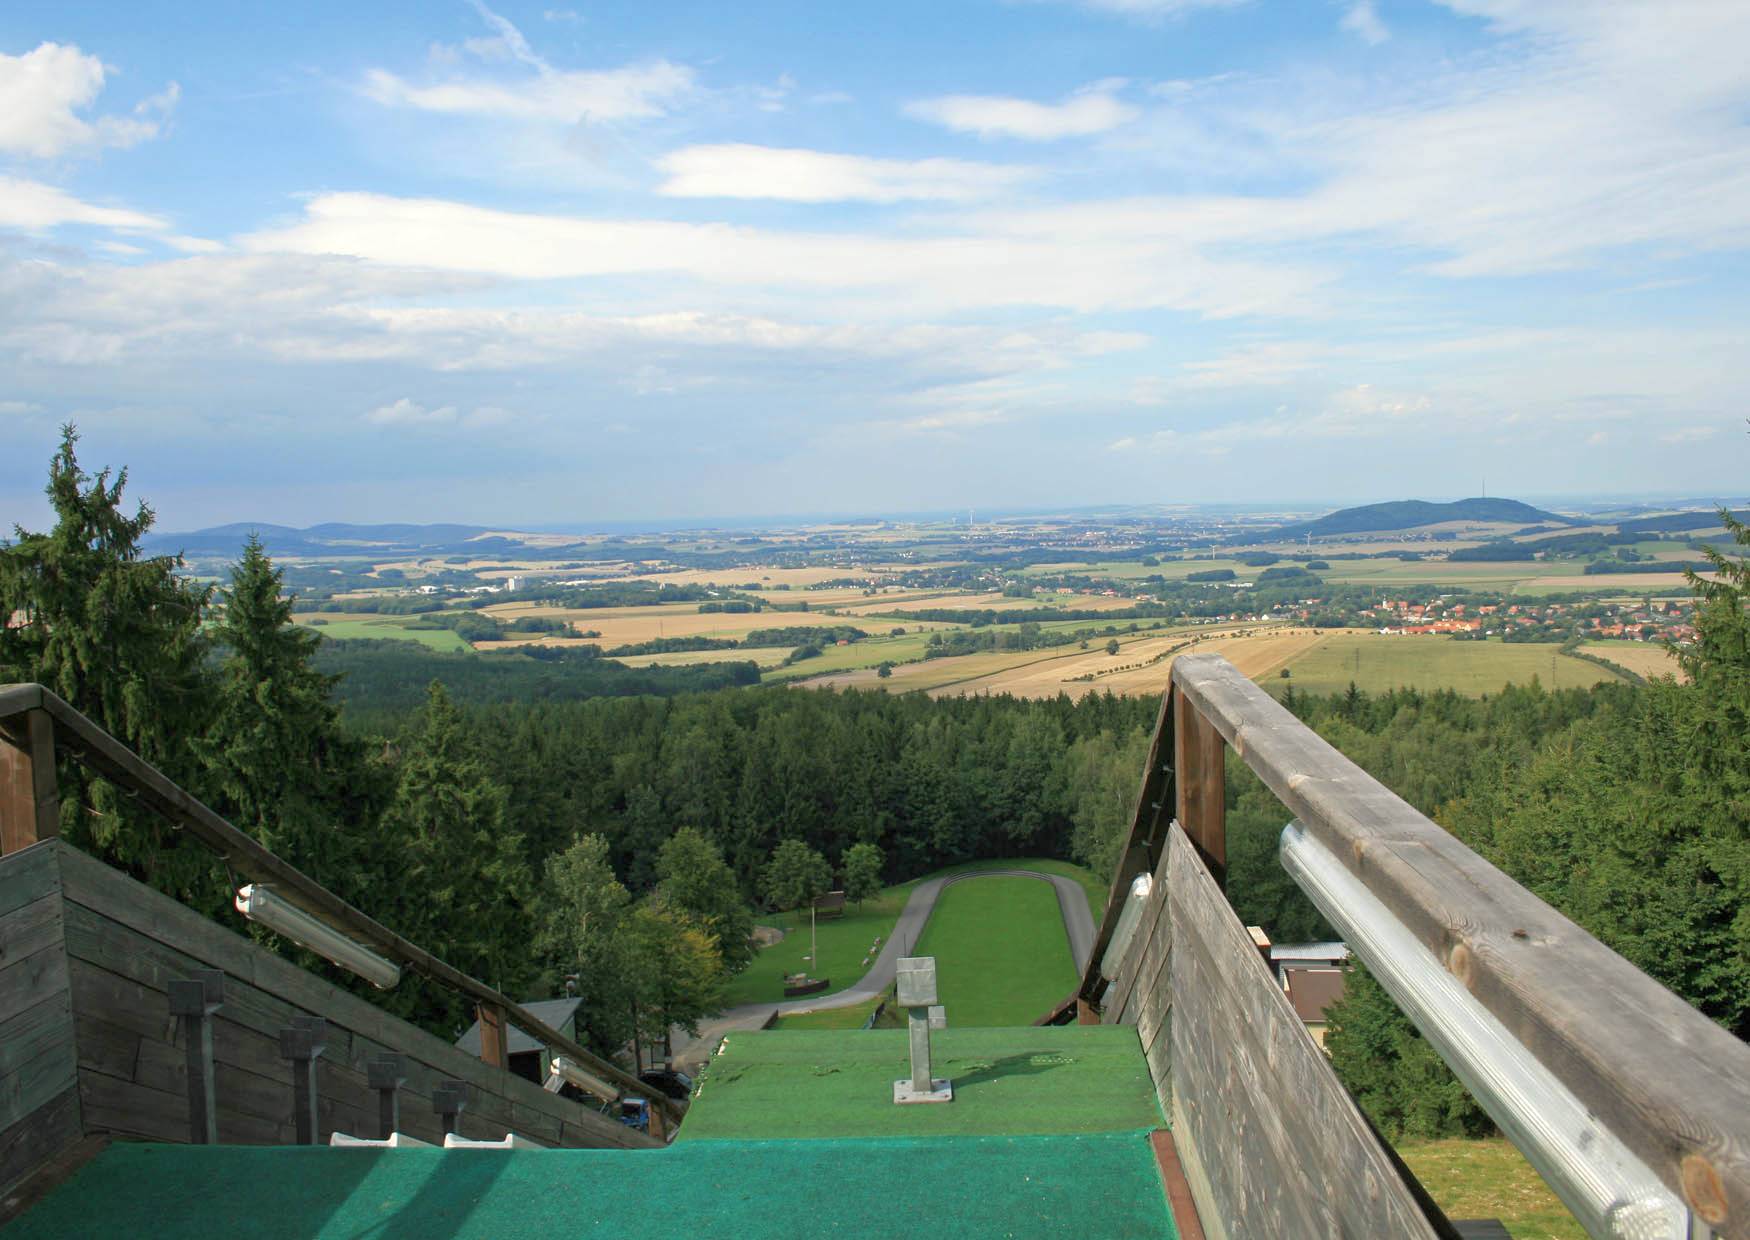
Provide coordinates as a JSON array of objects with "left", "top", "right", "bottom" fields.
[
  {"left": 367, "top": 1053, "right": 406, "bottom": 1139},
  {"left": 432, "top": 1081, "right": 468, "bottom": 1137},
  {"left": 893, "top": 957, "right": 951, "bottom": 1104},
  {"left": 277, "top": 1016, "right": 327, "bottom": 1145},
  {"left": 168, "top": 970, "right": 224, "bottom": 1144}
]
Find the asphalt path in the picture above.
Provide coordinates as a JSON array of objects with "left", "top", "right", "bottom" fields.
[{"left": 671, "top": 868, "right": 1096, "bottom": 1071}]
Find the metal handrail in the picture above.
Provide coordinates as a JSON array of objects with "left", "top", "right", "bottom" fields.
[
  {"left": 1076, "top": 655, "right": 1749, "bottom": 1239},
  {"left": 0, "top": 683, "right": 681, "bottom": 1128}
]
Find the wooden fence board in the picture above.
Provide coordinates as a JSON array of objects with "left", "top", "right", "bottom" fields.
[{"left": 1165, "top": 825, "right": 1442, "bottom": 1239}]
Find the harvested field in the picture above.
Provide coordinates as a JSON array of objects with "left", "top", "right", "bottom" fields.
[
  {"left": 929, "top": 628, "right": 1319, "bottom": 700},
  {"left": 479, "top": 600, "right": 955, "bottom": 647},
  {"left": 1576, "top": 643, "right": 1685, "bottom": 681},
  {"left": 610, "top": 647, "right": 792, "bottom": 670}
]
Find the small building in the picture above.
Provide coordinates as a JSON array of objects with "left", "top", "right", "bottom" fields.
[
  {"left": 1270, "top": 942, "right": 1351, "bottom": 1047},
  {"left": 456, "top": 996, "right": 584, "bottom": 1085}
]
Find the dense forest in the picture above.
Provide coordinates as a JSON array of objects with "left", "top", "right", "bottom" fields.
[{"left": 3, "top": 430, "right": 1745, "bottom": 1141}]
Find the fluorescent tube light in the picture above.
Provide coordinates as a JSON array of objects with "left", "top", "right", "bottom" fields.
[
  {"left": 1099, "top": 872, "right": 1154, "bottom": 981},
  {"left": 547, "top": 1055, "right": 621, "bottom": 1103},
  {"left": 235, "top": 884, "right": 401, "bottom": 990},
  {"left": 1279, "top": 822, "right": 1689, "bottom": 1240}
]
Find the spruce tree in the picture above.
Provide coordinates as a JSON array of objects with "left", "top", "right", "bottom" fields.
[
  {"left": 198, "top": 535, "right": 372, "bottom": 888},
  {"left": 378, "top": 683, "right": 534, "bottom": 1031},
  {"left": 0, "top": 426, "right": 214, "bottom": 896}
]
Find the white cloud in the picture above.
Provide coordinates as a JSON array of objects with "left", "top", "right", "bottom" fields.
[
  {"left": 0, "top": 43, "right": 177, "bottom": 158},
  {"left": 1340, "top": 0, "right": 1389, "bottom": 44},
  {"left": 365, "top": 398, "right": 508, "bottom": 431},
  {"left": 363, "top": 3, "right": 692, "bottom": 124},
  {"left": 656, "top": 144, "right": 1034, "bottom": 203},
  {"left": 906, "top": 81, "right": 1137, "bottom": 141},
  {"left": 0, "top": 400, "right": 44, "bottom": 415},
  {"left": 0, "top": 175, "right": 169, "bottom": 233},
  {"left": 240, "top": 190, "right": 1330, "bottom": 318}
]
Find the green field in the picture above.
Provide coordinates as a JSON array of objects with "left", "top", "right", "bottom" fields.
[
  {"left": 1398, "top": 1138, "right": 1582, "bottom": 1239},
  {"left": 1274, "top": 634, "right": 1624, "bottom": 697},
  {"left": 914, "top": 876, "right": 1079, "bottom": 1026},
  {"left": 298, "top": 619, "right": 471, "bottom": 651},
  {"left": 726, "top": 857, "right": 1104, "bottom": 1009}
]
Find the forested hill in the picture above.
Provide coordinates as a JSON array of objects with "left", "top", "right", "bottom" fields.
[
  {"left": 1259, "top": 498, "right": 1577, "bottom": 541},
  {"left": 143, "top": 521, "right": 495, "bottom": 558}
]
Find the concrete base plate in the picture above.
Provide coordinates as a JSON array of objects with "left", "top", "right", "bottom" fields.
[{"left": 893, "top": 1079, "right": 953, "bottom": 1105}]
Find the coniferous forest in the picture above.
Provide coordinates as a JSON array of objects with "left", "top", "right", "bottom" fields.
[{"left": 3, "top": 430, "right": 1746, "bottom": 1142}]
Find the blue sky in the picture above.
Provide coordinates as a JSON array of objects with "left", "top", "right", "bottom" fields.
[{"left": 2, "top": 1, "right": 1746, "bottom": 529}]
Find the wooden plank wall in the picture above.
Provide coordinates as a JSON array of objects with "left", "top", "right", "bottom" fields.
[
  {"left": 1159, "top": 824, "right": 1441, "bottom": 1239},
  {"left": 0, "top": 843, "right": 80, "bottom": 1202},
  {"left": 1, "top": 840, "right": 651, "bottom": 1194}
]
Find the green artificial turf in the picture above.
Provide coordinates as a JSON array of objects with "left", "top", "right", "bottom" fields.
[
  {"left": 914, "top": 875, "right": 1080, "bottom": 1026},
  {"left": 11, "top": 1133, "right": 1177, "bottom": 1239},
  {"left": 679, "top": 1026, "right": 1163, "bottom": 1141}
]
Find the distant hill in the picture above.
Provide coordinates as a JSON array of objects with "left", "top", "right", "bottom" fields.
[
  {"left": 1256, "top": 498, "right": 1579, "bottom": 543},
  {"left": 143, "top": 522, "right": 498, "bottom": 559}
]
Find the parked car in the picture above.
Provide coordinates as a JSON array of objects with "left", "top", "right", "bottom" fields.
[{"left": 639, "top": 1069, "right": 694, "bottom": 1102}]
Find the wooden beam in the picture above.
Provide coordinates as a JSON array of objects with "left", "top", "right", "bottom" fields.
[
  {"left": 1169, "top": 653, "right": 1750, "bottom": 1234},
  {"left": 1149, "top": 1129, "right": 1208, "bottom": 1240},
  {"left": 0, "top": 707, "right": 58, "bottom": 856},
  {"left": 477, "top": 1003, "right": 508, "bottom": 1070},
  {"left": 1172, "top": 683, "right": 1225, "bottom": 887}
]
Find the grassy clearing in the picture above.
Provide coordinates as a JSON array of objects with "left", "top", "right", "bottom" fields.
[
  {"left": 915, "top": 876, "right": 1079, "bottom": 1026},
  {"left": 1274, "top": 633, "right": 1622, "bottom": 697},
  {"left": 297, "top": 618, "right": 472, "bottom": 652},
  {"left": 724, "top": 890, "right": 909, "bottom": 1008},
  {"left": 1397, "top": 1138, "right": 1583, "bottom": 1239}
]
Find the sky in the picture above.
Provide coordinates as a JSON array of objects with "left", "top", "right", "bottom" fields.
[{"left": 2, "top": 0, "right": 1747, "bottom": 530}]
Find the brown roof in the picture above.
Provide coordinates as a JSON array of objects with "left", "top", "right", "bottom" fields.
[{"left": 1284, "top": 968, "right": 1346, "bottom": 1023}]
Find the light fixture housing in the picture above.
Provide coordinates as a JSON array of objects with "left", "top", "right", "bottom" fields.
[
  {"left": 547, "top": 1055, "right": 621, "bottom": 1104},
  {"left": 1098, "top": 872, "right": 1154, "bottom": 981},
  {"left": 235, "top": 884, "right": 401, "bottom": 990},
  {"left": 1278, "top": 821, "right": 1690, "bottom": 1240}
]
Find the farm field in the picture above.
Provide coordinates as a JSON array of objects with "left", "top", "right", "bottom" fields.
[
  {"left": 477, "top": 600, "right": 952, "bottom": 648},
  {"left": 839, "top": 591, "right": 1136, "bottom": 615},
  {"left": 913, "top": 876, "right": 1079, "bottom": 1027},
  {"left": 294, "top": 617, "right": 471, "bottom": 651},
  {"left": 1274, "top": 633, "right": 1623, "bottom": 696},
  {"left": 1398, "top": 1138, "right": 1582, "bottom": 1240},
  {"left": 1523, "top": 571, "right": 1710, "bottom": 595},
  {"left": 1576, "top": 642, "right": 1685, "bottom": 681},
  {"left": 610, "top": 647, "right": 791, "bottom": 670},
  {"left": 616, "top": 565, "right": 884, "bottom": 589}
]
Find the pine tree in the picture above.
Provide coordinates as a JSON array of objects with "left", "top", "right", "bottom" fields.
[
  {"left": 378, "top": 683, "right": 534, "bottom": 1031},
  {"left": 198, "top": 535, "right": 372, "bottom": 887},
  {"left": 0, "top": 426, "right": 215, "bottom": 896}
]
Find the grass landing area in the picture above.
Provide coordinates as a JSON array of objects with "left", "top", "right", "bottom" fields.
[
  {"left": 679, "top": 1026, "right": 1163, "bottom": 1141},
  {"left": 1398, "top": 1138, "right": 1584, "bottom": 1240},
  {"left": 723, "top": 856, "right": 1102, "bottom": 1009},
  {"left": 10, "top": 1136, "right": 1178, "bottom": 1240},
  {"left": 916, "top": 875, "right": 1079, "bottom": 1026}
]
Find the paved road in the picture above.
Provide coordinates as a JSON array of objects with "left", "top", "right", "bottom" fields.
[{"left": 670, "top": 868, "right": 1096, "bottom": 1071}]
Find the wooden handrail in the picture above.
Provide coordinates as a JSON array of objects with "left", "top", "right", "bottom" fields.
[
  {"left": 1078, "top": 654, "right": 1750, "bottom": 1235},
  {"left": 0, "top": 683, "right": 680, "bottom": 1127}
]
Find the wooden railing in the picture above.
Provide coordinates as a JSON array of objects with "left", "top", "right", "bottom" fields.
[
  {"left": 0, "top": 683, "right": 681, "bottom": 1132},
  {"left": 1076, "top": 654, "right": 1750, "bottom": 1240}
]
